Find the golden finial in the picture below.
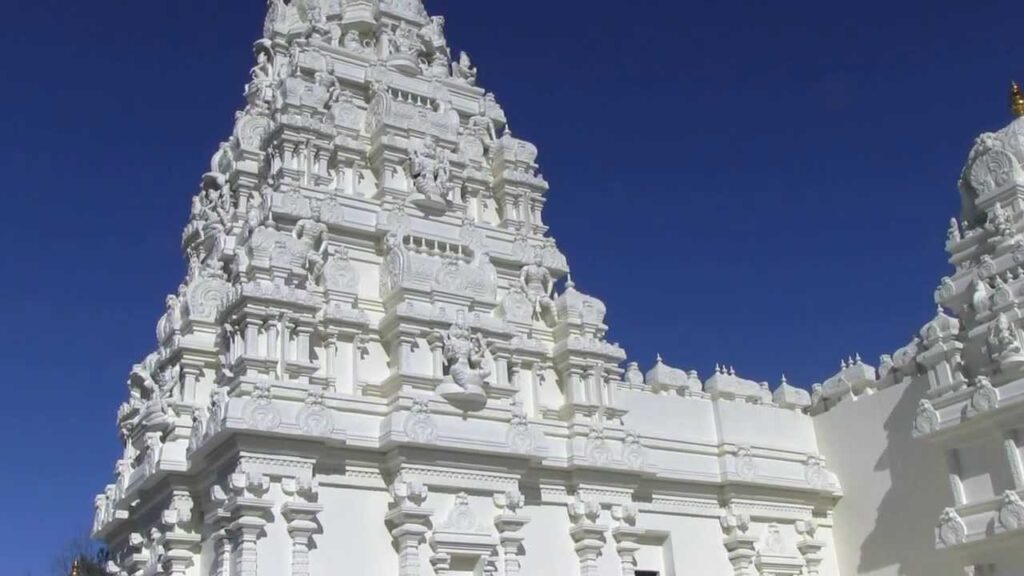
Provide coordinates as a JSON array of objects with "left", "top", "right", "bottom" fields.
[
  {"left": 70, "top": 558, "right": 82, "bottom": 576},
  {"left": 1011, "top": 81, "right": 1024, "bottom": 118}
]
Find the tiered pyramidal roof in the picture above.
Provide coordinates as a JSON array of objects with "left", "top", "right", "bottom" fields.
[{"left": 90, "top": 3, "right": 857, "bottom": 576}]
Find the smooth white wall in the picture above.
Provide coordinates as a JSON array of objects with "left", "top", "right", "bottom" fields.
[{"left": 814, "top": 376, "right": 956, "bottom": 576}]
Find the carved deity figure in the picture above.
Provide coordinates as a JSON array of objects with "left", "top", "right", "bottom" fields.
[
  {"left": 120, "top": 354, "right": 175, "bottom": 436},
  {"left": 293, "top": 204, "right": 329, "bottom": 286},
  {"left": 248, "top": 41, "right": 276, "bottom": 108},
  {"left": 410, "top": 137, "right": 454, "bottom": 206},
  {"left": 157, "top": 294, "right": 182, "bottom": 344},
  {"left": 520, "top": 254, "right": 556, "bottom": 323},
  {"left": 988, "top": 313, "right": 1024, "bottom": 368},
  {"left": 468, "top": 108, "right": 498, "bottom": 151},
  {"left": 452, "top": 51, "right": 478, "bottom": 85},
  {"left": 192, "top": 173, "right": 236, "bottom": 273},
  {"left": 420, "top": 15, "right": 447, "bottom": 50},
  {"left": 987, "top": 202, "right": 1016, "bottom": 239},
  {"left": 441, "top": 312, "right": 491, "bottom": 393}
]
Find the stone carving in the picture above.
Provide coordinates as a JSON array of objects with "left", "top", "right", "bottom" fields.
[
  {"left": 805, "top": 455, "right": 837, "bottom": 490},
  {"left": 988, "top": 313, "right": 1024, "bottom": 369},
  {"left": 243, "top": 382, "right": 281, "bottom": 431},
  {"left": 622, "top": 430, "right": 646, "bottom": 470},
  {"left": 439, "top": 492, "right": 481, "bottom": 532},
  {"left": 293, "top": 203, "right": 329, "bottom": 287},
  {"left": 247, "top": 40, "right": 276, "bottom": 109},
  {"left": 913, "top": 399, "right": 940, "bottom": 437},
  {"left": 437, "top": 311, "right": 491, "bottom": 411},
  {"left": 322, "top": 246, "right": 360, "bottom": 296},
  {"left": 143, "top": 432, "right": 164, "bottom": 476},
  {"left": 156, "top": 294, "right": 183, "bottom": 346},
  {"left": 735, "top": 445, "right": 757, "bottom": 480},
  {"left": 998, "top": 491, "right": 1024, "bottom": 531},
  {"left": 585, "top": 422, "right": 613, "bottom": 465},
  {"left": 297, "top": 389, "right": 334, "bottom": 437},
  {"left": 409, "top": 137, "right": 456, "bottom": 212},
  {"left": 970, "top": 376, "right": 1000, "bottom": 414},
  {"left": 500, "top": 284, "right": 533, "bottom": 323},
  {"left": 404, "top": 398, "right": 438, "bottom": 444},
  {"left": 623, "top": 362, "right": 645, "bottom": 390},
  {"left": 520, "top": 255, "right": 556, "bottom": 324},
  {"left": 452, "top": 51, "right": 477, "bottom": 85},
  {"left": 937, "top": 508, "right": 967, "bottom": 547},
  {"left": 645, "top": 355, "right": 701, "bottom": 396},
  {"left": 506, "top": 399, "right": 534, "bottom": 454}
]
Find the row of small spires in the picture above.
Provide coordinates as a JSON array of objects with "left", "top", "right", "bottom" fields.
[{"left": 841, "top": 354, "right": 864, "bottom": 370}]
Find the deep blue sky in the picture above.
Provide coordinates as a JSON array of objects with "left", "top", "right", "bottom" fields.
[{"left": 3, "top": 0, "right": 1022, "bottom": 573}]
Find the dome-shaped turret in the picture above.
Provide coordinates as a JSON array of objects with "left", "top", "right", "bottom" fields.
[{"left": 958, "top": 83, "right": 1024, "bottom": 225}]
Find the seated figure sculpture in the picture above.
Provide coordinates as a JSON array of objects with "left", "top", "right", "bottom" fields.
[
  {"left": 437, "top": 311, "right": 491, "bottom": 411},
  {"left": 409, "top": 137, "right": 454, "bottom": 212}
]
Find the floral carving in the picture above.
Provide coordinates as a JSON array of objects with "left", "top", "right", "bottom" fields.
[
  {"left": 243, "top": 382, "right": 281, "bottom": 431},
  {"left": 937, "top": 508, "right": 967, "bottom": 547},
  {"left": 404, "top": 398, "right": 438, "bottom": 444},
  {"left": 297, "top": 389, "right": 334, "bottom": 437}
]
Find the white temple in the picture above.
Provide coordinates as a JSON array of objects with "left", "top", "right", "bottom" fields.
[{"left": 90, "top": 1, "right": 1024, "bottom": 575}]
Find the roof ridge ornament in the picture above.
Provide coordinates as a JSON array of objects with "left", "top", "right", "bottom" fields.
[{"left": 1011, "top": 80, "right": 1024, "bottom": 118}]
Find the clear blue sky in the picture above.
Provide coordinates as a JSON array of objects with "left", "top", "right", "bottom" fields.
[{"left": 2, "top": 0, "right": 1021, "bottom": 573}]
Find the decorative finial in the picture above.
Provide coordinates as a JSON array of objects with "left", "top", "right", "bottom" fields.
[
  {"left": 656, "top": 354, "right": 664, "bottom": 364},
  {"left": 1011, "top": 81, "right": 1024, "bottom": 118},
  {"left": 70, "top": 558, "right": 82, "bottom": 576},
  {"left": 780, "top": 374, "right": 789, "bottom": 387},
  {"left": 565, "top": 273, "right": 575, "bottom": 290}
]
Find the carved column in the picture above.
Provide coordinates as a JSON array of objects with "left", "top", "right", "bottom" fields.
[
  {"left": 611, "top": 503, "right": 643, "bottom": 576},
  {"left": 385, "top": 475, "right": 433, "bottom": 576},
  {"left": 568, "top": 496, "right": 607, "bottom": 576},
  {"left": 494, "top": 490, "right": 531, "bottom": 576},
  {"left": 223, "top": 471, "right": 274, "bottom": 576},
  {"left": 281, "top": 477, "right": 324, "bottom": 576},
  {"left": 720, "top": 504, "right": 758, "bottom": 576},
  {"left": 795, "top": 520, "right": 826, "bottom": 576},
  {"left": 159, "top": 490, "right": 201, "bottom": 576}
]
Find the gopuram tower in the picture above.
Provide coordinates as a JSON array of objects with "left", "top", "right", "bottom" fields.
[{"left": 85, "top": 1, "right": 994, "bottom": 575}]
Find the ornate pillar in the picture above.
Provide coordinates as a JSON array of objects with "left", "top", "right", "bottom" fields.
[
  {"left": 611, "top": 503, "right": 643, "bottom": 576},
  {"left": 720, "top": 504, "right": 758, "bottom": 576},
  {"left": 795, "top": 520, "right": 826, "bottom": 576},
  {"left": 159, "top": 491, "right": 200, "bottom": 576},
  {"left": 385, "top": 475, "right": 433, "bottom": 576},
  {"left": 568, "top": 496, "right": 607, "bottom": 576},
  {"left": 222, "top": 470, "right": 273, "bottom": 576},
  {"left": 281, "top": 477, "right": 324, "bottom": 576},
  {"left": 494, "top": 490, "right": 531, "bottom": 576}
]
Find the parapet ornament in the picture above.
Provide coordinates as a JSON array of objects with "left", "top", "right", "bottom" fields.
[
  {"left": 969, "top": 376, "right": 1000, "bottom": 414},
  {"left": 937, "top": 508, "right": 968, "bottom": 547},
  {"left": 913, "top": 399, "right": 940, "bottom": 437},
  {"left": 997, "top": 490, "right": 1024, "bottom": 531}
]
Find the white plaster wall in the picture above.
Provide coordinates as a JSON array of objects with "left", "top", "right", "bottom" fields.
[
  {"left": 314, "top": 486, "right": 399, "bottom": 576},
  {"left": 814, "top": 376, "right": 956, "bottom": 576},
  {"left": 518, "top": 505, "right": 579, "bottom": 576}
]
